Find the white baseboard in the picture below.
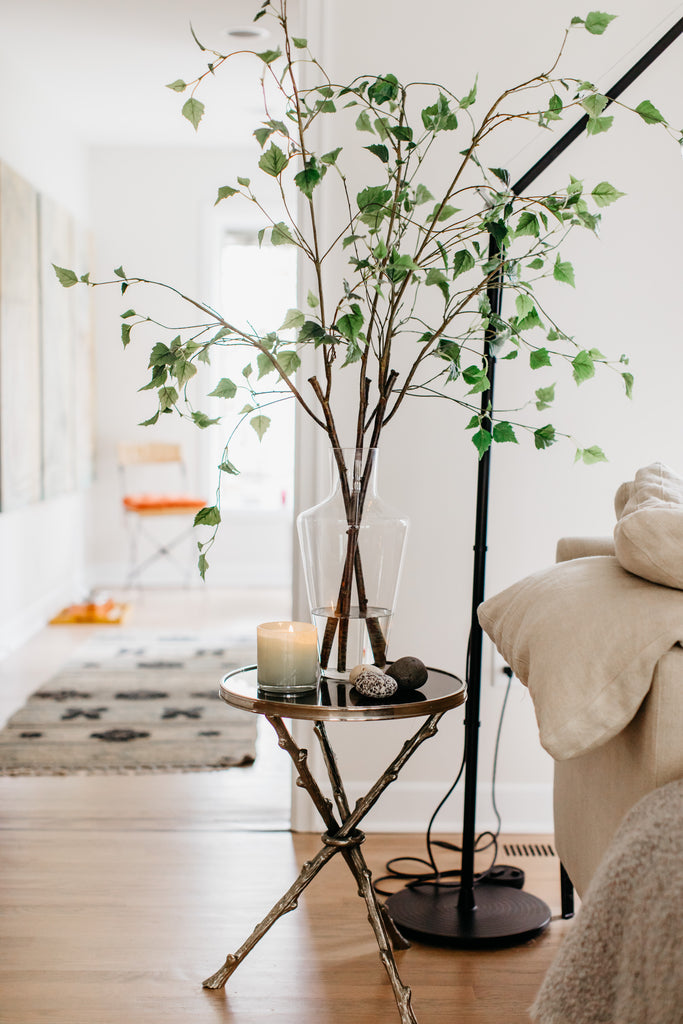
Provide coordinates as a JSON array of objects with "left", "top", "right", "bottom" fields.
[
  {"left": 292, "top": 779, "right": 554, "bottom": 834},
  {"left": 0, "top": 576, "right": 86, "bottom": 659}
]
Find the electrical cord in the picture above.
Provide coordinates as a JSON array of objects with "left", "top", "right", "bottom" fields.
[{"left": 372, "top": 651, "right": 514, "bottom": 898}]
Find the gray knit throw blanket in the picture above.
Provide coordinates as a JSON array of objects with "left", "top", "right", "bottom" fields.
[{"left": 531, "top": 778, "right": 683, "bottom": 1024}]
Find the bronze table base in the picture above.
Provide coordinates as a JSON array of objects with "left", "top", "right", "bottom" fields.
[{"left": 203, "top": 666, "right": 466, "bottom": 1024}]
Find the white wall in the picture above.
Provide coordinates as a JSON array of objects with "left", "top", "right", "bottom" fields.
[
  {"left": 290, "top": 0, "right": 683, "bottom": 832},
  {"left": 0, "top": 50, "right": 90, "bottom": 654}
]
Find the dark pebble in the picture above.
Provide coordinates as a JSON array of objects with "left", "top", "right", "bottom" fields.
[{"left": 386, "top": 656, "right": 428, "bottom": 690}]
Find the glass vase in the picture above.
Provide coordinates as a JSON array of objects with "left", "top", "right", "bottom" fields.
[{"left": 296, "top": 447, "right": 409, "bottom": 680}]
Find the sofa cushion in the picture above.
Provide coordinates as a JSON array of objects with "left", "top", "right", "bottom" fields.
[
  {"left": 614, "top": 462, "right": 683, "bottom": 589},
  {"left": 477, "top": 555, "right": 683, "bottom": 760}
]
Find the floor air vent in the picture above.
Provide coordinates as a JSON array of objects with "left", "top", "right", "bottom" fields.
[{"left": 503, "top": 842, "right": 556, "bottom": 858}]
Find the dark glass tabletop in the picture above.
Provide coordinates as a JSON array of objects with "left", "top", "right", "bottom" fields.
[{"left": 219, "top": 665, "right": 466, "bottom": 722}]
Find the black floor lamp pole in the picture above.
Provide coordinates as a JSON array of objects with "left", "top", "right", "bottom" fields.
[{"left": 387, "top": 14, "right": 683, "bottom": 946}]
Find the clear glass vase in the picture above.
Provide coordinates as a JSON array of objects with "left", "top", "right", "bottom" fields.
[{"left": 296, "top": 447, "right": 409, "bottom": 680}]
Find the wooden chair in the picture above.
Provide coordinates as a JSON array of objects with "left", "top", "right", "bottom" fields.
[{"left": 117, "top": 442, "right": 207, "bottom": 587}]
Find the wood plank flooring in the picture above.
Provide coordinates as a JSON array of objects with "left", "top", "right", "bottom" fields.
[{"left": 0, "top": 589, "right": 574, "bottom": 1024}]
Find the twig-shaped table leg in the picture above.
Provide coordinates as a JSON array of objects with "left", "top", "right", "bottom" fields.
[
  {"left": 314, "top": 722, "right": 411, "bottom": 949},
  {"left": 203, "top": 711, "right": 445, "bottom": 1024}
]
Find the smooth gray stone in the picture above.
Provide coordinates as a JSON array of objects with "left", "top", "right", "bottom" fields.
[{"left": 386, "top": 656, "right": 428, "bottom": 691}]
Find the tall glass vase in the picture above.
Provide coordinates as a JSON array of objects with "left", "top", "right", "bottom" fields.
[{"left": 297, "top": 447, "right": 409, "bottom": 680}]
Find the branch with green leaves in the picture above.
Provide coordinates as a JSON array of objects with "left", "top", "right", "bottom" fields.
[{"left": 53, "top": 1, "right": 680, "bottom": 590}]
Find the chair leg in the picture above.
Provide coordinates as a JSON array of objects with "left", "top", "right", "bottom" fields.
[{"left": 560, "top": 861, "right": 574, "bottom": 919}]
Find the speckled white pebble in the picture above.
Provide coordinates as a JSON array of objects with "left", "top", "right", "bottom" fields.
[
  {"left": 353, "top": 669, "right": 398, "bottom": 698},
  {"left": 349, "top": 663, "right": 385, "bottom": 684}
]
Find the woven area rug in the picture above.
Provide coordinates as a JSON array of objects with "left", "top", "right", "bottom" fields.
[{"left": 0, "top": 631, "right": 257, "bottom": 775}]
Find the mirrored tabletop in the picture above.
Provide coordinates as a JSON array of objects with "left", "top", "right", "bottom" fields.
[{"left": 219, "top": 665, "right": 466, "bottom": 722}]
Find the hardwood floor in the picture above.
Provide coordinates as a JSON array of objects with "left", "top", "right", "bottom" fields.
[{"left": 0, "top": 589, "right": 573, "bottom": 1024}]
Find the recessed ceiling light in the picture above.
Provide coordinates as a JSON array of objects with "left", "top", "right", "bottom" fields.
[{"left": 227, "top": 26, "right": 270, "bottom": 41}]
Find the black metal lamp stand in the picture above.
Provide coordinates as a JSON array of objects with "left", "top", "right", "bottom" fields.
[{"left": 386, "top": 15, "right": 683, "bottom": 946}]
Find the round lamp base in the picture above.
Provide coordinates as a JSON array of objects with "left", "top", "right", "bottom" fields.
[{"left": 385, "top": 882, "right": 551, "bottom": 948}]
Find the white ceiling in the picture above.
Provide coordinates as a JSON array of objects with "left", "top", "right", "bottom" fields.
[
  {"left": 0, "top": 0, "right": 301, "bottom": 147},
  {"left": 1, "top": 0, "right": 681, "bottom": 153}
]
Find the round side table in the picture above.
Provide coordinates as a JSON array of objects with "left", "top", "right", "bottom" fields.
[{"left": 203, "top": 665, "right": 466, "bottom": 1024}]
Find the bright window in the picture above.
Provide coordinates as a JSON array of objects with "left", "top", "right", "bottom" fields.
[{"left": 211, "top": 232, "right": 297, "bottom": 512}]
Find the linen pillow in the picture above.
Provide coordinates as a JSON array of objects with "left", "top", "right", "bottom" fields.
[
  {"left": 614, "top": 462, "right": 683, "bottom": 589},
  {"left": 477, "top": 555, "right": 683, "bottom": 760}
]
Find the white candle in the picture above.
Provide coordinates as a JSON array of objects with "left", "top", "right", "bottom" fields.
[{"left": 256, "top": 621, "right": 319, "bottom": 693}]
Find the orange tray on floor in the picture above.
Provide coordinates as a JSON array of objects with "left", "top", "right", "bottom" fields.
[{"left": 50, "top": 600, "right": 131, "bottom": 625}]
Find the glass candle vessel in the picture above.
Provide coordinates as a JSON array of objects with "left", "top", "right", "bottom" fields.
[
  {"left": 297, "top": 447, "right": 409, "bottom": 680},
  {"left": 256, "top": 621, "right": 320, "bottom": 694}
]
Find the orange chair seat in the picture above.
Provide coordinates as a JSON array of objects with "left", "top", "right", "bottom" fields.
[{"left": 123, "top": 493, "right": 207, "bottom": 515}]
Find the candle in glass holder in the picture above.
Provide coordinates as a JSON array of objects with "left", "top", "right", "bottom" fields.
[{"left": 256, "top": 621, "right": 319, "bottom": 694}]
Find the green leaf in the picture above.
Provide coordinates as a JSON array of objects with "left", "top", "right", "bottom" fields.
[
  {"left": 148, "top": 342, "right": 172, "bottom": 367},
  {"left": 586, "top": 115, "right": 613, "bottom": 135},
  {"left": 472, "top": 428, "right": 492, "bottom": 458},
  {"left": 527, "top": 257, "right": 544, "bottom": 270},
  {"left": 253, "top": 126, "right": 273, "bottom": 147},
  {"left": 389, "top": 125, "right": 413, "bottom": 143},
  {"left": 294, "top": 160, "right": 322, "bottom": 198},
  {"left": 237, "top": 176, "right": 251, "bottom": 187},
  {"left": 121, "top": 309, "right": 136, "bottom": 318},
  {"left": 357, "top": 185, "right": 392, "bottom": 211},
  {"left": 321, "top": 147, "right": 342, "bottom": 164},
  {"left": 277, "top": 350, "right": 301, "bottom": 376},
  {"left": 355, "top": 110, "right": 373, "bottom": 133},
  {"left": 428, "top": 203, "right": 459, "bottom": 223},
  {"left": 365, "top": 143, "right": 389, "bottom": 163},
  {"left": 367, "top": 73, "right": 399, "bottom": 105},
  {"left": 515, "top": 293, "right": 534, "bottom": 318},
  {"left": 336, "top": 303, "right": 364, "bottom": 342},
  {"left": 257, "top": 353, "right": 276, "bottom": 378},
  {"left": 279, "top": 308, "right": 305, "bottom": 330},
  {"left": 189, "top": 22, "right": 207, "bottom": 51},
  {"left": 219, "top": 459, "right": 240, "bottom": 475},
  {"left": 635, "top": 99, "right": 666, "bottom": 125},
  {"left": 250, "top": 414, "right": 271, "bottom": 441},
  {"left": 492, "top": 421, "right": 518, "bottom": 444},
  {"left": 271, "top": 222, "right": 296, "bottom": 245},
  {"left": 341, "top": 340, "right": 362, "bottom": 367},
  {"left": 173, "top": 358, "right": 197, "bottom": 387},
  {"left": 292, "top": 37, "right": 308, "bottom": 48},
  {"left": 208, "top": 378, "right": 237, "bottom": 399},
  {"left": 535, "top": 383, "right": 556, "bottom": 410},
  {"left": 489, "top": 167, "right": 510, "bottom": 186},
  {"left": 299, "top": 320, "right": 326, "bottom": 344},
  {"left": 530, "top": 348, "right": 552, "bottom": 369},
  {"left": 515, "top": 211, "right": 539, "bottom": 237},
  {"left": 121, "top": 323, "right": 132, "bottom": 348},
  {"left": 462, "top": 364, "right": 489, "bottom": 394},
  {"left": 198, "top": 553, "right": 209, "bottom": 580},
  {"left": 584, "top": 11, "right": 617, "bottom": 34},
  {"left": 452, "top": 249, "right": 475, "bottom": 278},
  {"left": 591, "top": 181, "right": 626, "bottom": 207},
  {"left": 166, "top": 79, "right": 187, "bottom": 92},
  {"left": 194, "top": 505, "right": 221, "bottom": 527},
  {"left": 572, "top": 349, "right": 596, "bottom": 384},
  {"left": 534, "top": 424, "right": 556, "bottom": 450},
  {"left": 577, "top": 444, "right": 608, "bottom": 464},
  {"left": 52, "top": 264, "right": 79, "bottom": 288},
  {"left": 256, "top": 48, "right": 282, "bottom": 64},
  {"left": 425, "top": 268, "right": 449, "bottom": 301},
  {"left": 114, "top": 266, "right": 127, "bottom": 279},
  {"left": 622, "top": 371, "right": 634, "bottom": 398},
  {"left": 139, "top": 411, "right": 160, "bottom": 427},
  {"left": 191, "top": 410, "right": 220, "bottom": 428},
  {"left": 307, "top": 290, "right": 320, "bottom": 308},
  {"left": 553, "top": 255, "right": 576, "bottom": 286},
  {"left": 415, "top": 183, "right": 434, "bottom": 206},
  {"left": 215, "top": 185, "right": 239, "bottom": 205},
  {"left": 460, "top": 78, "right": 478, "bottom": 109},
  {"left": 158, "top": 386, "right": 179, "bottom": 411},
  {"left": 259, "top": 142, "right": 289, "bottom": 176},
  {"left": 581, "top": 93, "right": 608, "bottom": 118},
  {"left": 182, "top": 97, "right": 205, "bottom": 131}
]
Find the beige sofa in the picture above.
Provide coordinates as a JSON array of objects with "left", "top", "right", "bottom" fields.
[
  {"left": 554, "top": 536, "right": 683, "bottom": 902},
  {"left": 478, "top": 463, "right": 683, "bottom": 912}
]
